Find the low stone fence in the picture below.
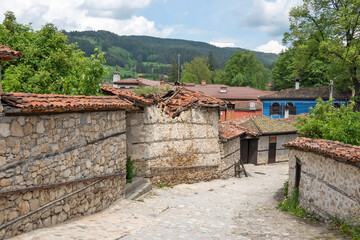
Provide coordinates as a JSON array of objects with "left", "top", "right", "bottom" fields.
[
  {"left": 127, "top": 105, "right": 222, "bottom": 185},
  {"left": 284, "top": 137, "right": 360, "bottom": 220},
  {"left": 219, "top": 137, "right": 240, "bottom": 178},
  {"left": 0, "top": 111, "right": 127, "bottom": 239}
]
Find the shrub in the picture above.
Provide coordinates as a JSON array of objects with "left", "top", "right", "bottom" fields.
[{"left": 295, "top": 99, "right": 360, "bottom": 146}]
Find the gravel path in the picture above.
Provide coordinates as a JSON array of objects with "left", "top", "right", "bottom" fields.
[{"left": 11, "top": 162, "right": 345, "bottom": 240}]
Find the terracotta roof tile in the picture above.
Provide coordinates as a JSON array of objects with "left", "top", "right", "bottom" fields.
[
  {"left": 184, "top": 84, "right": 275, "bottom": 100},
  {"left": 259, "top": 86, "right": 352, "bottom": 100},
  {"left": 0, "top": 92, "right": 133, "bottom": 113},
  {"left": 284, "top": 137, "right": 360, "bottom": 167},
  {"left": 219, "top": 121, "right": 256, "bottom": 140},
  {"left": 102, "top": 86, "right": 224, "bottom": 118},
  {"left": 101, "top": 86, "right": 154, "bottom": 105},
  {"left": 0, "top": 45, "right": 23, "bottom": 61}
]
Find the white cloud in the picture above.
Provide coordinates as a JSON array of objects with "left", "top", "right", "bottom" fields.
[
  {"left": 255, "top": 40, "right": 286, "bottom": 54},
  {"left": 209, "top": 42, "right": 236, "bottom": 48},
  {"left": 209, "top": 38, "right": 241, "bottom": 48},
  {"left": 0, "top": 0, "right": 172, "bottom": 38},
  {"left": 241, "top": 0, "right": 302, "bottom": 36}
]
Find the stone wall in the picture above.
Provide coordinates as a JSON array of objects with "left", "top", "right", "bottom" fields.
[
  {"left": 219, "top": 137, "right": 240, "bottom": 178},
  {"left": 257, "top": 134, "right": 297, "bottom": 164},
  {"left": 0, "top": 111, "right": 127, "bottom": 239},
  {"left": 127, "top": 105, "right": 221, "bottom": 185},
  {"left": 288, "top": 149, "right": 360, "bottom": 220}
]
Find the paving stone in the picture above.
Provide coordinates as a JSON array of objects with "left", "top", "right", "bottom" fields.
[{"left": 9, "top": 163, "right": 344, "bottom": 240}]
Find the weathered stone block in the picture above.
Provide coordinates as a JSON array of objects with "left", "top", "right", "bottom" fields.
[{"left": 10, "top": 120, "right": 24, "bottom": 137}]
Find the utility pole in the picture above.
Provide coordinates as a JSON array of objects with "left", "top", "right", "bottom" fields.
[{"left": 178, "top": 54, "right": 180, "bottom": 82}]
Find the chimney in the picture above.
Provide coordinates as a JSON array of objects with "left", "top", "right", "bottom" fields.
[
  {"left": 295, "top": 76, "right": 300, "bottom": 90},
  {"left": 329, "top": 80, "right": 334, "bottom": 99},
  {"left": 201, "top": 80, "right": 206, "bottom": 86},
  {"left": 161, "top": 76, "right": 166, "bottom": 86},
  {"left": 220, "top": 86, "right": 227, "bottom": 93},
  {"left": 138, "top": 74, "right": 143, "bottom": 83},
  {"left": 113, "top": 71, "right": 120, "bottom": 82}
]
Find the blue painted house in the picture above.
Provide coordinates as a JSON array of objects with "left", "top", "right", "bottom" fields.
[{"left": 259, "top": 86, "right": 352, "bottom": 119}]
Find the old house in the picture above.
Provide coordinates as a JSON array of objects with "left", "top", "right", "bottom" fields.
[
  {"left": 284, "top": 138, "right": 360, "bottom": 220},
  {"left": 259, "top": 80, "right": 352, "bottom": 119},
  {"left": 219, "top": 114, "right": 297, "bottom": 165},
  {"left": 102, "top": 86, "right": 226, "bottom": 185}
]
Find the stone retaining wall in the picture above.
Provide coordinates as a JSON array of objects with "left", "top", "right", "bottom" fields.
[
  {"left": 219, "top": 137, "right": 240, "bottom": 178},
  {"left": 288, "top": 149, "right": 360, "bottom": 220},
  {"left": 127, "top": 105, "right": 222, "bottom": 185},
  {"left": 0, "top": 111, "right": 127, "bottom": 239}
]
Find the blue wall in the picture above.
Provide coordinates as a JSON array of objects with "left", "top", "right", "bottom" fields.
[{"left": 262, "top": 99, "right": 348, "bottom": 119}]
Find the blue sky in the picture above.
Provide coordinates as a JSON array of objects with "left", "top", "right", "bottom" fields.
[{"left": 0, "top": 0, "right": 302, "bottom": 53}]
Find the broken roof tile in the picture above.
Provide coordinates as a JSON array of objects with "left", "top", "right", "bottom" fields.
[
  {"left": 284, "top": 137, "right": 360, "bottom": 167},
  {"left": 102, "top": 86, "right": 224, "bottom": 118},
  {"left": 0, "top": 45, "right": 23, "bottom": 61},
  {"left": 0, "top": 92, "right": 133, "bottom": 113}
]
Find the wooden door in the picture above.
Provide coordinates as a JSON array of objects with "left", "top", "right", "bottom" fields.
[
  {"left": 240, "top": 139, "right": 249, "bottom": 164},
  {"left": 268, "top": 136, "right": 277, "bottom": 163},
  {"left": 248, "top": 139, "right": 258, "bottom": 164}
]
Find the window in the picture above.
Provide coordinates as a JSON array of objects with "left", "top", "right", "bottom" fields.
[
  {"left": 333, "top": 103, "right": 341, "bottom": 108},
  {"left": 284, "top": 102, "right": 296, "bottom": 115},
  {"left": 270, "top": 102, "right": 282, "bottom": 115},
  {"left": 249, "top": 101, "right": 256, "bottom": 110},
  {"left": 227, "top": 103, "right": 235, "bottom": 110}
]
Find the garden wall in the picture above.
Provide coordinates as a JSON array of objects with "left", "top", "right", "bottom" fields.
[
  {"left": 127, "top": 105, "right": 222, "bottom": 185},
  {"left": 0, "top": 111, "right": 127, "bottom": 239}
]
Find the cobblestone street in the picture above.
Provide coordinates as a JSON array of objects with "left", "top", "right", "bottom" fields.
[{"left": 11, "top": 163, "right": 345, "bottom": 240}]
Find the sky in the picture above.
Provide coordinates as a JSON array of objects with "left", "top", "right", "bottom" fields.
[{"left": 0, "top": 0, "right": 302, "bottom": 54}]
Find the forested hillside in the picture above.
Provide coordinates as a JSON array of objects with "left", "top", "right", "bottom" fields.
[{"left": 64, "top": 30, "right": 278, "bottom": 69}]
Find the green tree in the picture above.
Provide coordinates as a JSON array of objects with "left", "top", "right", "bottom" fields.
[
  {"left": 284, "top": 0, "right": 360, "bottom": 110},
  {"left": 223, "top": 51, "right": 271, "bottom": 90},
  {"left": 183, "top": 57, "right": 211, "bottom": 83},
  {"left": 167, "top": 58, "right": 178, "bottom": 82},
  {"left": 181, "top": 72, "right": 198, "bottom": 83},
  {"left": 296, "top": 99, "right": 360, "bottom": 146},
  {"left": 207, "top": 51, "right": 216, "bottom": 71},
  {"left": 0, "top": 11, "right": 108, "bottom": 95}
]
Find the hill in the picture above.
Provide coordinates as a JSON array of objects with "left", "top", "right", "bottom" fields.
[{"left": 64, "top": 30, "right": 279, "bottom": 70}]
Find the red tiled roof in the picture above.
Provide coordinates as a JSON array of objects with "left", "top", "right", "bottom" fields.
[
  {"left": 219, "top": 121, "right": 255, "bottom": 140},
  {"left": 0, "top": 92, "right": 133, "bottom": 113},
  {"left": 0, "top": 45, "right": 23, "bottom": 61},
  {"left": 284, "top": 137, "right": 360, "bottom": 167},
  {"left": 102, "top": 86, "right": 224, "bottom": 118},
  {"left": 259, "top": 86, "right": 352, "bottom": 100},
  {"left": 113, "top": 78, "right": 140, "bottom": 85},
  {"left": 102, "top": 86, "right": 154, "bottom": 105},
  {"left": 113, "top": 78, "right": 162, "bottom": 87},
  {"left": 184, "top": 84, "right": 275, "bottom": 100},
  {"left": 153, "top": 87, "right": 224, "bottom": 118}
]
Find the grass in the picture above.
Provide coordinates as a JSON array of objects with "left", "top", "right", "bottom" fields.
[
  {"left": 278, "top": 181, "right": 360, "bottom": 239},
  {"left": 157, "top": 184, "right": 173, "bottom": 189},
  {"left": 329, "top": 216, "right": 360, "bottom": 240}
]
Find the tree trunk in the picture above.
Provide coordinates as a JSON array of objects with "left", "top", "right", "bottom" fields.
[{"left": 350, "top": 67, "right": 360, "bottom": 111}]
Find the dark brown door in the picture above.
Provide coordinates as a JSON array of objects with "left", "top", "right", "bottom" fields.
[
  {"left": 268, "top": 136, "right": 277, "bottom": 163},
  {"left": 248, "top": 139, "right": 258, "bottom": 164},
  {"left": 240, "top": 139, "right": 249, "bottom": 163}
]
